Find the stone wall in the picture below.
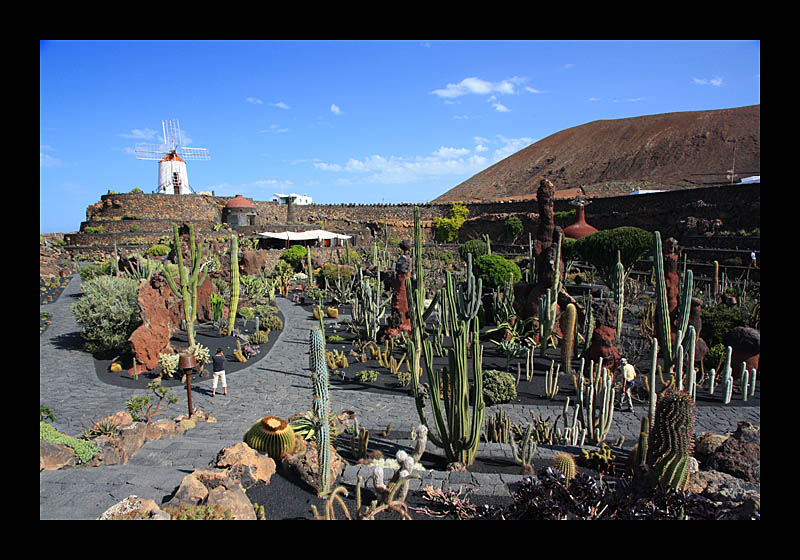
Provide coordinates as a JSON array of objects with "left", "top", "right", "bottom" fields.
[{"left": 71, "top": 183, "right": 759, "bottom": 252}]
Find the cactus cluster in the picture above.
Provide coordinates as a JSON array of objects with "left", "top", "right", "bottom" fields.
[
  {"left": 163, "top": 223, "right": 210, "bottom": 347},
  {"left": 244, "top": 415, "right": 296, "bottom": 461},
  {"left": 226, "top": 234, "right": 240, "bottom": 336}
]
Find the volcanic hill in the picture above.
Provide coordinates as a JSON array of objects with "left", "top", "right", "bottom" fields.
[{"left": 434, "top": 105, "right": 760, "bottom": 202}]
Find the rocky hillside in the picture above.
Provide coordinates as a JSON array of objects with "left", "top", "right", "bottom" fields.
[{"left": 434, "top": 105, "right": 760, "bottom": 202}]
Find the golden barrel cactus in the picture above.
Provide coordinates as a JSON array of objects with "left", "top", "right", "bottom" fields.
[{"left": 244, "top": 416, "right": 296, "bottom": 460}]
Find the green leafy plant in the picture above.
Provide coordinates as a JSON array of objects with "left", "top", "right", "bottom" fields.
[
  {"left": 125, "top": 381, "right": 178, "bottom": 424},
  {"left": 433, "top": 202, "right": 469, "bottom": 243},
  {"left": 504, "top": 215, "right": 524, "bottom": 243},
  {"left": 473, "top": 254, "right": 522, "bottom": 290},
  {"left": 280, "top": 245, "right": 307, "bottom": 268},
  {"left": 573, "top": 226, "right": 653, "bottom": 290},
  {"left": 40, "top": 421, "right": 99, "bottom": 463},
  {"left": 261, "top": 314, "right": 283, "bottom": 331},
  {"left": 459, "top": 239, "right": 488, "bottom": 263},
  {"left": 71, "top": 275, "right": 142, "bottom": 354},
  {"left": 355, "top": 369, "right": 380, "bottom": 383}
]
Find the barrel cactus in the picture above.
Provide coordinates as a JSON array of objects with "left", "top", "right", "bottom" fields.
[
  {"left": 551, "top": 452, "right": 577, "bottom": 486},
  {"left": 244, "top": 415, "right": 296, "bottom": 461}
]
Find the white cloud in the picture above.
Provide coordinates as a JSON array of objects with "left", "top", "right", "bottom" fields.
[
  {"left": 431, "top": 76, "right": 517, "bottom": 98},
  {"left": 246, "top": 97, "right": 264, "bottom": 104},
  {"left": 270, "top": 101, "right": 291, "bottom": 110},
  {"left": 330, "top": 104, "right": 343, "bottom": 115},
  {"left": 117, "top": 128, "right": 160, "bottom": 140},
  {"left": 612, "top": 97, "right": 646, "bottom": 103},
  {"left": 40, "top": 146, "right": 61, "bottom": 168},
  {"left": 492, "top": 102, "right": 511, "bottom": 112},
  {"left": 693, "top": 76, "right": 724, "bottom": 87},
  {"left": 259, "top": 124, "right": 289, "bottom": 133},
  {"left": 525, "top": 86, "right": 546, "bottom": 94},
  {"left": 312, "top": 135, "right": 532, "bottom": 185}
]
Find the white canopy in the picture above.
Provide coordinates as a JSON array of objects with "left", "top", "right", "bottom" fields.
[{"left": 256, "top": 229, "right": 352, "bottom": 241}]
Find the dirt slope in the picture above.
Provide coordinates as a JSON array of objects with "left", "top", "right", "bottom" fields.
[{"left": 434, "top": 105, "right": 760, "bottom": 202}]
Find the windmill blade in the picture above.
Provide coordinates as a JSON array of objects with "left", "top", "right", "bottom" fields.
[
  {"left": 163, "top": 119, "right": 182, "bottom": 150},
  {"left": 177, "top": 146, "right": 211, "bottom": 161},
  {"left": 135, "top": 143, "right": 170, "bottom": 160}
]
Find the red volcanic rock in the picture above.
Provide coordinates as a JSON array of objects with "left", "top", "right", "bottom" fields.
[{"left": 129, "top": 279, "right": 176, "bottom": 371}]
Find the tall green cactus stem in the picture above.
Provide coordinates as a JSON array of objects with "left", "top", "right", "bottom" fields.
[
  {"left": 416, "top": 315, "right": 485, "bottom": 466},
  {"left": 306, "top": 248, "right": 314, "bottom": 286},
  {"left": 453, "top": 253, "right": 482, "bottom": 323},
  {"left": 648, "top": 337, "right": 658, "bottom": 429},
  {"left": 614, "top": 250, "right": 625, "bottom": 340},
  {"left": 721, "top": 346, "right": 733, "bottom": 405},
  {"left": 652, "top": 231, "right": 693, "bottom": 372},
  {"left": 560, "top": 303, "right": 577, "bottom": 375},
  {"left": 637, "top": 415, "right": 650, "bottom": 469},
  {"left": 578, "top": 358, "right": 616, "bottom": 445},
  {"left": 708, "top": 369, "right": 717, "bottom": 395},
  {"left": 226, "top": 234, "right": 240, "bottom": 336},
  {"left": 685, "top": 325, "right": 697, "bottom": 401},
  {"left": 163, "top": 223, "right": 209, "bottom": 347},
  {"left": 713, "top": 260, "right": 720, "bottom": 298},
  {"left": 544, "top": 360, "right": 560, "bottom": 399},
  {"left": 646, "top": 388, "right": 695, "bottom": 490},
  {"left": 750, "top": 368, "right": 757, "bottom": 397},
  {"left": 309, "top": 327, "right": 332, "bottom": 497},
  {"left": 509, "top": 424, "right": 537, "bottom": 470},
  {"left": 741, "top": 366, "right": 749, "bottom": 402}
]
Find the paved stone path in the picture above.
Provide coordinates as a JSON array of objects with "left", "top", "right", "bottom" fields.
[{"left": 40, "top": 274, "right": 760, "bottom": 519}]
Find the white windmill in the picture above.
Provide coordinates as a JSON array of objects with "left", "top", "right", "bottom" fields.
[{"left": 134, "top": 119, "right": 210, "bottom": 194}]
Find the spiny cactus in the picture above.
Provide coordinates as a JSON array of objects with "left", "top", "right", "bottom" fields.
[
  {"left": 510, "top": 424, "right": 538, "bottom": 474},
  {"left": 244, "top": 416, "right": 296, "bottom": 461},
  {"left": 652, "top": 231, "right": 693, "bottom": 372},
  {"left": 226, "top": 234, "right": 240, "bottom": 336},
  {"left": 309, "top": 327, "right": 332, "bottom": 497},
  {"left": 614, "top": 250, "right": 625, "bottom": 340},
  {"left": 551, "top": 452, "right": 577, "bottom": 486},
  {"left": 646, "top": 388, "right": 695, "bottom": 490},
  {"left": 163, "top": 223, "right": 210, "bottom": 347},
  {"left": 560, "top": 303, "right": 577, "bottom": 375}
]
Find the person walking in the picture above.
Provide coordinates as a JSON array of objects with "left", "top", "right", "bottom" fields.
[
  {"left": 619, "top": 358, "right": 637, "bottom": 411},
  {"left": 211, "top": 348, "right": 228, "bottom": 397}
]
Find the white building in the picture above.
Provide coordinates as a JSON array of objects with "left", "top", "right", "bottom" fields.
[
  {"left": 272, "top": 193, "right": 312, "bottom": 205},
  {"left": 157, "top": 151, "right": 193, "bottom": 195}
]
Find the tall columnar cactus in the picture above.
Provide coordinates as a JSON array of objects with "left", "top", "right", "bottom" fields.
[
  {"left": 648, "top": 337, "right": 658, "bottom": 429},
  {"left": 163, "top": 223, "right": 209, "bottom": 347},
  {"left": 226, "top": 234, "right": 240, "bottom": 336},
  {"left": 577, "top": 358, "right": 616, "bottom": 445},
  {"left": 309, "top": 327, "right": 332, "bottom": 497},
  {"left": 652, "top": 231, "right": 693, "bottom": 372},
  {"left": 538, "top": 231, "right": 563, "bottom": 356},
  {"left": 509, "top": 424, "right": 537, "bottom": 474},
  {"left": 646, "top": 388, "right": 695, "bottom": 490},
  {"left": 452, "top": 253, "right": 482, "bottom": 324},
  {"left": 560, "top": 303, "right": 577, "bottom": 375},
  {"left": 614, "top": 250, "right": 625, "bottom": 340}
]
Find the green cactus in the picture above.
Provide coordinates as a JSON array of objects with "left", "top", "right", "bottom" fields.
[
  {"left": 560, "top": 303, "right": 577, "bottom": 375},
  {"left": 551, "top": 452, "right": 577, "bottom": 485},
  {"left": 646, "top": 388, "right": 695, "bottom": 490},
  {"left": 614, "top": 250, "right": 625, "bottom": 340},
  {"left": 577, "top": 358, "right": 616, "bottom": 445},
  {"left": 226, "top": 235, "right": 240, "bottom": 336},
  {"left": 652, "top": 231, "right": 693, "bottom": 372},
  {"left": 244, "top": 416, "right": 296, "bottom": 461},
  {"left": 163, "top": 223, "right": 209, "bottom": 347},
  {"left": 509, "top": 424, "right": 537, "bottom": 473},
  {"left": 309, "top": 327, "right": 332, "bottom": 496}
]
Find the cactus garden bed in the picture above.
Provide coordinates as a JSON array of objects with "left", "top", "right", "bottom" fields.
[{"left": 91, "top": 309, "right": 284, "bottom": 389}]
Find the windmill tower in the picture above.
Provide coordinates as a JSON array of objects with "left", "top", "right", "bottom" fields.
[{"left": 134, "top": 119, "right": 210, "bottom": 194}]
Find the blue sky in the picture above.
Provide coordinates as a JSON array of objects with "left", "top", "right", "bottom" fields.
[{"left": 40, "top": 40, "right": 759, "bottom": 233}]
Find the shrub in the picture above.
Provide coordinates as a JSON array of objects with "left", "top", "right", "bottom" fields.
[
  {"left": 238, "top": 307, "right": 255, "bottom": 320},
  {"left": 145, "top": 243, "right": 171, "bottom": 257},
  {"left": 355, "top": 369, "right": 380, "bottom": 383},
  {"left": 702, "top": 304, "right": 747, "bottom": 348},
  {"left": 504, "top": 216, "right": 524, "bottom": 243},
  {"left": 433, "top": 202, "right": 469, "bottom": 243},
  {"left": 252, "top": 304, "right": 278, "bottom": 320},
  {"left": 83, "top": 225, "right": 105, "bottom": 234},
  {"left": 704, "top": 343, "right": 727, "bottom": 372},
  {"left": 459, "top": 239, "right": 489, "bottom": 263},
  {"left": 71, "top": 275, "right": 142, "bottom": 354},
  {"left": 573, "top": 227, "right": 653, "bottom": 289},
  {"left": 319, "top": 263, "right": 354, "bottom": 286},
  {"left": 482, "top": 369, "right": 518, "bottom": 406},
  {"left": 280, "top": 245, "right": 307, "bottom": 267},
  {"left": 473, "top": 254, "right": 522, "bottom": 289},
  {"left": 79, "top": 262, "right": 112, "bottom": 281}
]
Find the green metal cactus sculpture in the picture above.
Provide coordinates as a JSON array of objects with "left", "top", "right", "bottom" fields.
[
  {"left": 226, "top": 234, "right": 240, "bottom": 336},
  {"left": 163, "top": 223, "right": 209, "bottom": 347},
  {"left": 309, "top": 327, "right": 333, "bottom": 497}
]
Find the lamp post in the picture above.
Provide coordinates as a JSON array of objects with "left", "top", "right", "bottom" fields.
[{"left": 179, "top": 353, "right": 198, "bottom": 417}]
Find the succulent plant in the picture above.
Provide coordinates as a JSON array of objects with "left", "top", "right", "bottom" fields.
[
  {"left": 551, "top": 452, "right": 577, "bottom": 485},
  {"left": 244, "top": 415, "right": 296, "bottom": 461}
]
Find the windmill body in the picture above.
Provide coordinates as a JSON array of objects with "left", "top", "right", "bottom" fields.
[{"left": 134, "top": 119, "right": 210, "bottom": 194}]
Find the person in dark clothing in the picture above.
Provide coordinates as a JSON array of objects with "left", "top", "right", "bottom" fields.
[{"left": 211, "top": 348, "right": 227, "bottom": 397}]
